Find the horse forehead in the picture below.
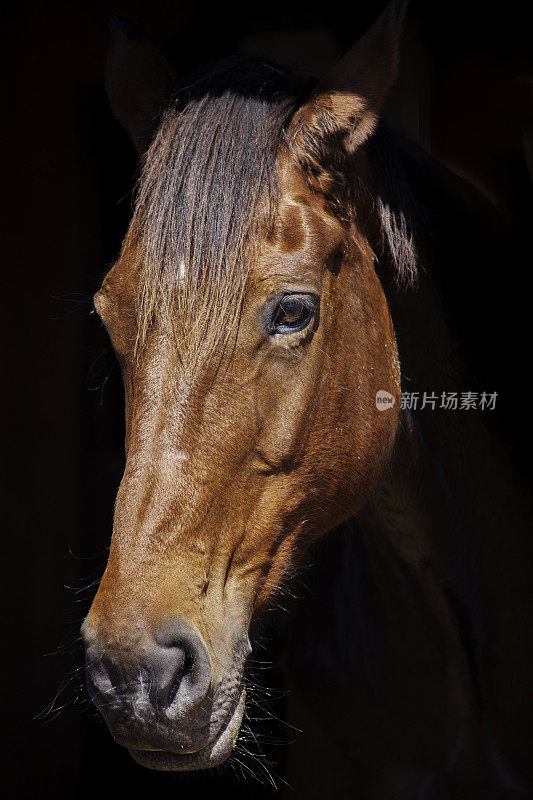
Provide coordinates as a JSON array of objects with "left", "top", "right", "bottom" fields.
[{"left": 260, "top": 198, "right": 342, "bottom": 278}]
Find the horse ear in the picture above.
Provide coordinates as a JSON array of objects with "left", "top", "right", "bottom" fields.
[
  {"left": 105, "top": 15, "right": 177, "bottom": 154},
  {"left": 288, "top": 1, "right": 405, "bottom": 168}
]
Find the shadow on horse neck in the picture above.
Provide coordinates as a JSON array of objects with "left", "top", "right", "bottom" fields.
[{"left": 282, "top": 126, "right": 533, "bottom": 798}]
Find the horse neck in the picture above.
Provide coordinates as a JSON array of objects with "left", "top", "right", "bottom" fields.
[
  {"left": 284, "top": 161, "right": 533, "bottom": 787},
  {"left": 362, "top": 181, "right": 533, "bottom": 785},
  {"left": 373, "top": 140, "right": 532, "bottom": 634},
  {"left": 381, "top": 205, "right": 533, "bottom": 661}
]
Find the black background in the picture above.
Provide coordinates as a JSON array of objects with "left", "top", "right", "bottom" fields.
[{"left": 2, "top": 1, "right": 532, "bottom": 797}]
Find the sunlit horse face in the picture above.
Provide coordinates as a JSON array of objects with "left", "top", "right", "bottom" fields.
[{"left": 82, "top": 2, "right": 403, "bottom": 771}]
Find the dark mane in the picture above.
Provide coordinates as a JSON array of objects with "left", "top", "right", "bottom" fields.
[
  {"left": 129, "top": 55, "right": 419, "bottom": 364},
  {"left": 365, "top": 124, "right": 421, "bottom": 287}
]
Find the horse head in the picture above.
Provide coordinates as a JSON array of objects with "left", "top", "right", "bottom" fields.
[{"left": 82, "top": 1, "right": 404, "bottom": 771}]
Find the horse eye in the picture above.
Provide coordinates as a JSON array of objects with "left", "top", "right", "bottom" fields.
[{"left": 269, "top": 294, "right": 316, "bottom": 335}]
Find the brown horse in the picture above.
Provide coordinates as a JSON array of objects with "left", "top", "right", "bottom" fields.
[{"left": 82, "top": 2, "right": 533, "bottom": 796}]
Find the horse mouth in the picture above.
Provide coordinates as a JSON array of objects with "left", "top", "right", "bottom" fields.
[{"left": 128, "top": 689, "right": 246, "bottom": 771}]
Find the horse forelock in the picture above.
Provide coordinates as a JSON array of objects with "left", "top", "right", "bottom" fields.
[{"left": 128, "top": 57, "right": 308, "bottom": 368}]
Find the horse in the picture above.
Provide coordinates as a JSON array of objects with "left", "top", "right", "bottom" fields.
[{"left": 81, "top": 2, "right": 533, "bottom": 796}]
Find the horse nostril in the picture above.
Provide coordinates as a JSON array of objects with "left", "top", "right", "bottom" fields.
[
  {"left": 82, "top": 616, "right": 212, "bottom": 722},
  {"left": 164, "top": 645, "right": 195, "bottom": 707},
  {"left": 151, "top": 619, "right": 212, "bottom": 715}
]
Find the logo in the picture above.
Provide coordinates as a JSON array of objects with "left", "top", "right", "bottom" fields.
[{"left": 375, "top": 390, "right": 396, "bottom": 410}]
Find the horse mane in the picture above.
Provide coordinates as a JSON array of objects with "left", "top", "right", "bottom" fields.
[
  {"left": 128, "top": 55, "right": 420, "bottom": 366},
  {"left": 365, "top": 123, "right": 422, "bottom": 288}
]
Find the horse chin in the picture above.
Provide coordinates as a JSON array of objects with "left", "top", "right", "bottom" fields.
[{"left": 128, "top": 690, "right": 246, "bottom": 772}]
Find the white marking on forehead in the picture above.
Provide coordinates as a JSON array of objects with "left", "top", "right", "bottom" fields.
[{"left": 178, "top": 260, "right": 187, "bottom": 280}]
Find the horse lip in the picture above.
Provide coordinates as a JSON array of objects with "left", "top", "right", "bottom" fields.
[
  {"left": 128, "top": 689, "right": 246, "bottom": 771},
  {"left": 111, "top": 721, "right": 212, "bottom": 754}
]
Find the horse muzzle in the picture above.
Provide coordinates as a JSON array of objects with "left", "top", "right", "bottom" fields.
[{"left": 81, "top": 615, "right": 248, "bottom": 770}]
